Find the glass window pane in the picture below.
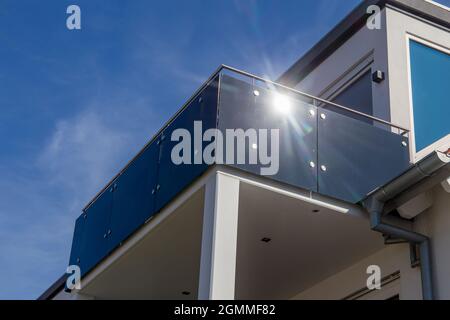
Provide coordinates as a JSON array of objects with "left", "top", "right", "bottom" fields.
[
  {"left": 330, "top": 70, "right": 374, "bottom": 124},
  {"left": 409, "top": 40, "right": 450, "bottom": 152}
]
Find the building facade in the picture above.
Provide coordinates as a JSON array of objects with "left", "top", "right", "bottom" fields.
[{"left": 40, "top": 0, "right": 449, "bottom": 300}]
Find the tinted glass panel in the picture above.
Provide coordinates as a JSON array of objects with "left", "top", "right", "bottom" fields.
[
  {"left": 78, "top": 190, "right": 112, "bottom": 275},
  {"left": 155, "top": 78, "right": 218, "bottom": 212},
  {"left": 218, "top": 75, "right": 317, "bottom": 191},
  {"left": 68, "top": 215, "right": 86, "bottom": 268},
  {"left": 108, "top": 140, "right": 160, "bottom": 249},
  {"left": 318, "top": 107, "right": 410, "bottom": 203}
]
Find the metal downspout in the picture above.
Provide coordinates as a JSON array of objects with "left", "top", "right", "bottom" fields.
[
  {"left": 362, "top": 151, "right": 449, "bottom": 300},
  {"left": 365, "top": 197, "right": 433, "bottom": 300}
]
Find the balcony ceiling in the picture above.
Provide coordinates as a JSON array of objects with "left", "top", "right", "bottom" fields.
[
  {"left": 77, "top": 170, "right": 385, "bottom": 300},
  {"left": 79, "top": 189, "right": 205, "bottom": 300},
  {"left": 235, "top": 180, "right": 385, "bottom": 299}
]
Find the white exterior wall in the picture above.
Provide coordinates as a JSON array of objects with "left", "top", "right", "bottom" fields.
[
  {"left": 291, "top": 244, "right": 422, "bottom": 300},
  {"left": 415, "top": 184, "right": 450, "bottom": 299},
  {"left": 384, "top": 7, "right": 450, "bottom": 299},
  {"left": 198, "top": 173, "right": 240, "bottom": 300},
  {"left": 385, "top": 6, "right": 450, "bottom": 160},
  {"left": 290, "top": 182, "right": 450, "bottom": 300},
  {"left": 291, "top": 4, "right": 450, "bottom": 300},
  {"left": 295, "top": 9, "right": 391, "bottom": 122}
]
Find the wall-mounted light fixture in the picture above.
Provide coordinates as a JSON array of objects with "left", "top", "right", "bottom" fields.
[{"left": 372, "top": 70, "right": 385, "bottom": 83}]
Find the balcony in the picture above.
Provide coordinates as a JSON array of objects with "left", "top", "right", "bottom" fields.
[{"left": 69, "top": 65, "right": 411, "bottom": 280}]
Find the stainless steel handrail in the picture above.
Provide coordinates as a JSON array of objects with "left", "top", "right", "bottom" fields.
[
  {"left": 81, "top": 64, "right": 410, "bottom": 211},
  {"left": 221, "top": 65, "right": 410, "bottom": 133}
]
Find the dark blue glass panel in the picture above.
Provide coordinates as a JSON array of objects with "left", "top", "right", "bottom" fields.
[
  {"left": 218, "top": 75, "right": 317, "bottom": 191},
  {"left": 155, "top": 78, "right": 219, "bottom": 212},
  {"left": 68, "top": 214, "right": 86, "bottom": 268},
  {"left": 409, "top": 40, "right": 450, "bottom": 152},
  {"left": 318, "top": 107, "right": 410, "bottom": 203},
  {"left": 108, "top": 140, "right": 160, "bottom": 250},
  {"left": 78, "top": 189, "right": 112, "bottom": 275}
]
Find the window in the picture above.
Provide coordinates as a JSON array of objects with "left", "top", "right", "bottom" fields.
[
  {"left": 409, "top": 39, "right": 450, "bottom": 153},
  {"left": 315, "top": 53, "right": 375, "bottom": 125},
  {"left": 331, "top": 70, "right": 374, "bottom": 124}
]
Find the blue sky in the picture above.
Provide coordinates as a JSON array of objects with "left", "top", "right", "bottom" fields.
[{"left": 0, "top": 0, "right": 447, "bottom": 300}]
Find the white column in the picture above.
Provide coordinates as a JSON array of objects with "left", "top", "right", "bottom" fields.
[{"left": 198, "top": 172, "right": 240, "bottom": 300}]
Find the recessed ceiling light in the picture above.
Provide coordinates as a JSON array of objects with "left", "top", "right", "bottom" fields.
[{"left": 261, "top": 237, "right": 271, "bottom": 243}]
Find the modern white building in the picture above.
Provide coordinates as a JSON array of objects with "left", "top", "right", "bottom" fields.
[{"left": 40, "top": 0, "right": 449, "bottom": 300}]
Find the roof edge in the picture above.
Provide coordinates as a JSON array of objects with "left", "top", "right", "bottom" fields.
[
  {"left": 278, "top": 0, "right": 450, "bottom": 86},
  {"left": 37, "top": 274, "right": 67, "bottom": 300}
]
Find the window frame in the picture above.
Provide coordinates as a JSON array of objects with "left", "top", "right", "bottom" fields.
[
  {"left": 319, "top": 52, "right": 374, "bottom": 104},
  {"left": 405, "top": 33, "right": 450, "bottom": 162}
]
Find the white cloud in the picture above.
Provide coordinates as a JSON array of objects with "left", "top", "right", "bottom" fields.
[
  {"left": 39, "top": 110, "right": 132, "bottom": 199},
  {"left": 0, "top": 95, "right": 160, "bottom": 298}
]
